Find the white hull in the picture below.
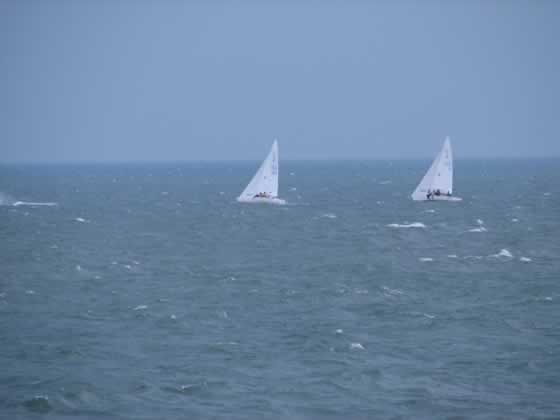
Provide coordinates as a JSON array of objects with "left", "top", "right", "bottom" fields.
[
  {"left": 236, "top": 197, "right": 286, "bottom": 205},
  {"left": 413, "top": 196, "right": 462, "bottom": 202}
]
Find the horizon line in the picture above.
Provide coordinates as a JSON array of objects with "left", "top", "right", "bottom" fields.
[{"left": 0, "top": 156, "right": 559, "bottom": 165}]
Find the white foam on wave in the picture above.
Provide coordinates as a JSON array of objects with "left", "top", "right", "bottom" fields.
[
  {"left": 520, "top": 257, "right": 532, "bottom": 262},
  {"left": 424, "top": 209, "right": 436, "bottom": 213},
  {"left": 419, "top": 257, "right": 433, "bottom": 262},
  {"left": 75, "top": 217, "right": 88, "bottom": 223},
  {"left": 387, "top": 222, "right": 426, "bottom": 229},
  {"left": 13, "top": 201, "right": 58, "bottom": 207},
  {"left": 477, "top": 219, "right": 484, "bottom": 225},
  {"left": 170, "top": 314, "right": 177, "bottom": 320},
  {"left": 468, "top": 227, "right": 487, "bottom": 233},
  {"left": 133, "top": 305, "right": 148, "bottom": 311},
  {"left": 544, "top": 192, "right": 551, "bottom": 196},
  {"left": 382, "top": 286, "right": 403, "bottom": 295},
  {"left": 512, "top": 218, "right": 519, "bottom": 223},
  {"left": 320, "top": 213, "right": 337, "bottom": 219},
  {"left": 447, "top": 254, "right": 458, "bottom": 258},
  {"left": 335, "top": 329, "right": 343, "bottom": 334},
  {"left": 350, "top": 343, "right": 365, "bottom": 350},
  {"left": 26, "top": 290, "right": 35, "bottom": 295},
  {"left": 490, "top": 249, "right": 513, "bottom": 259}
]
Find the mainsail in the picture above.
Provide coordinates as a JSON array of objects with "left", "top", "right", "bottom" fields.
[
  {"left": 238, "top": 140, "right": 279, "bottom": 201},
  {"left": 411, "top": 137, "right": 453, "bottom": 201}
]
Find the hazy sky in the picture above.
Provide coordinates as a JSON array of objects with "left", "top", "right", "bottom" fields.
[{"left": 1, "top": 0, "right": 559, "bottom": 162}]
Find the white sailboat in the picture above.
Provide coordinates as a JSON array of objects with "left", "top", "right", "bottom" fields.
[
  {"left": 411, "top": 137, "right": 462, "bottom": 202},
  {"left": 237, "top": 140, "right": 286, "bottom": 205}
]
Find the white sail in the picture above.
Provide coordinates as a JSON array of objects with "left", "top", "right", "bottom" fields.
[
  {"left": 412, "top": 137, "right": 458, "bottom": 201},
  {"left": 237, "top": 140, "right": 284, "bottom": 204}
]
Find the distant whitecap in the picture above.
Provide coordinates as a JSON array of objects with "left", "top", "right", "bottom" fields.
[
  {"left": 75, "top": 217, "right": 88, "bottom": 223},
  {"left": 419, "top": 257, "right": 433, "bottom": 262},
  {"left": 350, "top": 343, "right": 365, "bottom": 350},
  {"left": 134, "top": 305, "right": 148, "bottom": 311},
  {"left": 468, "top": 227, "right": 487, "bottom": 233},
  {"left": 447, "top": 254, "right": 458, "bottom": 258},
  {"left": 519, "top": 257, "right": 532, "bottom": 262},
  {"left": 387, "top": 222, "right": 426, "bottom": 229},
  {"left": 335, "top": 329, "right": 343, "bottom": 334},
  {"left": 490, "top": 249, "right": 513, "bottom": 259}
]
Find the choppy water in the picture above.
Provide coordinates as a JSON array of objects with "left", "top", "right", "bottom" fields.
[{"left": 1, "top": 160, "right": 559, "bottom": 419}]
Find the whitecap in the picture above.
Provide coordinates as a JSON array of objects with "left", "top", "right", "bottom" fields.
[
  {"left": 76, "top": 265, "right": 82, "bottom": 271},
  {"left": 133, "top": 305, "right": 148, "bottom": 311},
  {"left": 490, "top": 249, "right": 513, "bottom": 259},
  {"left": 447, "top": 254, "right": 458, "bottom": 258},
  {"left": 424, "top": 209, "right": 436, "bottom": 213},
  {"left": 476, "top": 219, "right": 484, "bottom": 225},
  {"left": 379, "top": 180, "right": 391, "bottom": 185},
  {"left": 124, "top": 264, "right": 132, "bottom": 270},
  {"left": 320, "top": 213, "right": 337, "bottom": 219},
  {"left": 387, "top": 222, "right": 426, "bottom": 229},
  {"left": 350, "top": 343, "right": 365, "bottom": 350},
  {"left": 290, "top": 187, "right": 297, "bottom": 191},
  {"left": 26, "top": 290, "right": 35, "bottom": 295},
  {"left": 75, "top": 217, "right": 88, "bottom": 223},
  {"left": 520, "top": 257, "right": 532, "bottom": 262},
  {"left": 468, "top": 227, "right": 487, "bottom": 233},
  {"left": 170, "top": 314, "right": 177, "bottom": 320},
  {"left": 512, "top": 218, "right": 519, "bottom": 223},
  {"left": 13, "top": 201, "right": 57, "bottom": 207},
  {"left": 132, "top": 260, "right": 140, "bottom": 265},
  {"left": 161, "top": 191, "right": 169, "bottom": 195},
  {"left": 419, "top": 257, "right": 433, "bottom": 262},
  {"left": 544, "top": 192, "right": 551, "bottom": 196},
  {"left": 382, "top": 286, "right": 403, "bottom": 295},
  {"left": 335, "top": 329, "right": 343, "bottom": 334}
]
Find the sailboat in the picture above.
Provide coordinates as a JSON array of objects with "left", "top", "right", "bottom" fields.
[
  {"left": 411, "top": 137, "right": 462, "bottom": 202},
  {"left": 237, "top": 140, "right": 286, "bottom": 205}
]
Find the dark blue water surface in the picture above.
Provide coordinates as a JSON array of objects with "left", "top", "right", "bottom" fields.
[{"left": 1, "top": 160, "right": 559, "bottom": 419}]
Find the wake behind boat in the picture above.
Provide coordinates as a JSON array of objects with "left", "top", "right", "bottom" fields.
[
  {"left": 411, "top": 137, "right": 462, "bottom": 202},
  {"left": 237, "top": 140, "right": 286, "bottom": 205}
]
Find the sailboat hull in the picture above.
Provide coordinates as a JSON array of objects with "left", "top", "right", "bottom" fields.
[
  {"left": 412, "top": 195, "right": 462, "bottom": 202},
  {"left": 236, "top": 197, "right": 286, "bottom": 205}
]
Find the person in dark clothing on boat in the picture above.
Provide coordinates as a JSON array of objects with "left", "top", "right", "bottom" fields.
[
  {"left": 435, "top": 189, "right": 441, "bottom": 196},
  {"left": 426, "top": 189, "right": 433, "bottom": 200}
]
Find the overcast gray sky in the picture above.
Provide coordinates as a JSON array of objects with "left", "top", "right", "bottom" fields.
[{"left": 1, "top": 0, "right": 558, "bottom": 162}]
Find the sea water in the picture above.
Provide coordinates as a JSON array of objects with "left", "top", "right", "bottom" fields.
[{"left": 1, "top": 160, "right": 559, "bottom": 419}]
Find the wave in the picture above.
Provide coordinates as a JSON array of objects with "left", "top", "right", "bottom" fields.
[
  {"left": 468, "top": 227, "right": 487, "bottom": 233},
  {"left": 490, "top": 249, "right": 513, "bottom": 259},
  {"left": 13, "top": 201, "right": 58, "bottom": 207},
  {"left": 387, "top": 222, "right": 426, "bottom": 229}
]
